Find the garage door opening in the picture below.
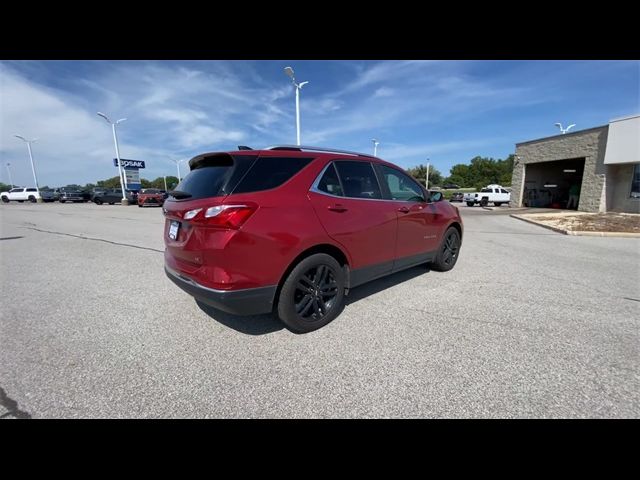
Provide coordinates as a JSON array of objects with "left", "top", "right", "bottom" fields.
[{"left": 523, "top": 158, "right": 585, "bottom": 209}]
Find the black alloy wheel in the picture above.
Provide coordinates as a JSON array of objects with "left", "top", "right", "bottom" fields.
[
  {"left": 277, "top": 253, "right": 345, "bottom": 333},
  {"left": 293, "top": 265, "right": 339, "bottom": 321},
  {"left": 431, "top": 227, "right": 461, "bottom": 272}
]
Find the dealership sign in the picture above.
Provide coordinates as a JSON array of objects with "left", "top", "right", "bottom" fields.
[
  {"left": 113, "top": 158, "right": 145, "bottom": 190},
  {"left": 113, "top": 159, "right": 146, "bottom": 169}
]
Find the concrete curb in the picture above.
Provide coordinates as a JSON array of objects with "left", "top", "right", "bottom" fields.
[{"left": 510, "top": 214, "right": 640, "bottom": 237}]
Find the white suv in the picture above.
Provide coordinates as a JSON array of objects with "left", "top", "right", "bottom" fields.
[{"left": 1, "top": 187, "right": 42, "bottom": 203}]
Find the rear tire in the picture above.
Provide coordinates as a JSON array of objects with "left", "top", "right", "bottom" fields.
[
  {"left": 28, "top": 196, "right": 36, "bottom": 203},
  {"left": 138, "top": 204, "right": 143, "bottom": 208},
  {"left": 494, "top": 202, "right": 502, "bottom": 207},
  {"left": 430, "top": 227, "right": 461, "bottom": 272},
  {"left": 466, "top": 201, "right": 475, "bottom": 207},
  {"left": 276, "top": 253, "right": 345, "bottom": 333}
]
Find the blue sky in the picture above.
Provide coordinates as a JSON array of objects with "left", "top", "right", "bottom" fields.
[{"left": 1, "top": 60, "right": 638, "bottom": 187}]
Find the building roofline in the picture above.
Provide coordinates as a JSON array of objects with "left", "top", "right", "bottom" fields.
[
  {"left": 516, "top": 125, "right": 608, "bottom": 147},
  {"left": 609, "top": 113, "right": 640, "bottom": 123}
]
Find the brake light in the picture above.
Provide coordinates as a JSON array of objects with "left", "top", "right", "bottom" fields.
[{"left": 190, "top": 203, "right": 257, "bottom": 229}]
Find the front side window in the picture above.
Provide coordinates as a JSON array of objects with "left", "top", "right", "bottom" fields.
[
  {"left": 10, "top": 188, "right": 22, "bottom": 193},
  {"left": 334, "top": 161, "right": 382, "bottom": 199},
  {"left": 480, "top": 188, "right": 493, "bottom": 193},
  {"left": 631, "top": 164, "right": 640, "bottom": 199},
  {"left": 379, "top": 165, "right": 425, "bottom": 202}
]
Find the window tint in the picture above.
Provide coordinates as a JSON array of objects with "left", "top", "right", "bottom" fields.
[
  {"left": 10, "top": 188, "right": 22, "bottom": 193},
  {"left": 481, "top": 188, "right": 493, "bottom": 193},
  {"left": 232, "top": 156, "right": 313, "bottom": 194},
  {"left": 334, "top": 161, "right": 382, "bottom": 199},
  {"left": 26, "top": 188, "right": 37, "bottom": 192},
  {"left": 173, "top": 154, "right": 254, "bottom": 200},
  {"left": 316, "top": 163, "right": 343, "bottom": 196},
  {"left": 631, "top": 164, "right": 640, "bottom": 199},
  {"left": 501, "top": 189, "right": 509, "bottom": 194},
  {"left": 379, "top": 165, "right": 425, "bottom": 202}
]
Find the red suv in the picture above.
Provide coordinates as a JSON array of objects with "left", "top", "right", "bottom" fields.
[{"left": 164, "top": 145, "right": 463, "bottom": 333}]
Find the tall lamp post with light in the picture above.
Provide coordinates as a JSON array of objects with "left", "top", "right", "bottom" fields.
[
  {"left": 167, "top": 156, "right": 185, "bottom": 183},
  {"left": 97, "top": 112, "right": 129, "bottom": 205},
  {"left": 372, "top": 139, "right": 379, "bottom": 156},
  {"left": 6, "top": 163, "right": 14, "bottom": 188},
  {"left": 284, "top": 66, "right": 309, "bottom": 146},
  {"left": 14, "top": 135, "right": 42, "bottom": 202}
]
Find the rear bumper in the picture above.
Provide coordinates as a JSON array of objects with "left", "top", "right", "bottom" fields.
[{"left": 164, "top": 265, "right": 277, "bottom": 316}]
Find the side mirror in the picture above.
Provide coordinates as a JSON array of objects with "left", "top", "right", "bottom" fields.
[{"left": 429, "top": 191, "right": 443, "bottom": 202}]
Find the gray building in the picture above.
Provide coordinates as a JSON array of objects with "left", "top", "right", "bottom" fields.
[{"left": 511, "top": 114, "right": 639, "bottom": 213}]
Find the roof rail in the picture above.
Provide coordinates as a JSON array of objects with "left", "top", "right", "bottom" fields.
[{"left": 264, "top": 145, "right": 376, "bottom": 158}]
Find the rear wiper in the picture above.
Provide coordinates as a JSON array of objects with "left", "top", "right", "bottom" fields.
[{"left": 169, "top": 190, "right": 192, "bottom": 199}]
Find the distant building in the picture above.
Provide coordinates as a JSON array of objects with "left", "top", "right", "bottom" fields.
[{"left": 511, "top": 114, "right": 639, "bottom": 213}]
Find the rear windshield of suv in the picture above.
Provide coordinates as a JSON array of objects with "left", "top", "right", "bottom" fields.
[
  {"left": 172, "top": 154, "right": 313, "bottom": 200},
  {"left": 171, "top": 154, "right": 255, "bottom": 200}
]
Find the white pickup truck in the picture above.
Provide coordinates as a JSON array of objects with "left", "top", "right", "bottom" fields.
[
  {"left": 1, "top": 187, "right": 42, "bottom": 203},
  {"left": 463, "top": 184, "right": 510, "bottom": 207}
]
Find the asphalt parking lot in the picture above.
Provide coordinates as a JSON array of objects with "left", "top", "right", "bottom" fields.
[{"left": 1, "top": 202, "right": 638, "bottom": 418}]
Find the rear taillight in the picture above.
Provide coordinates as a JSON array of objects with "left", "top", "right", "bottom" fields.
[{"left": 190, "top": 203, "right": 257, "bottom": 229}]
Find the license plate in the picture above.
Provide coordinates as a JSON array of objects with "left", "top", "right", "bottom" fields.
[{"left": 168, "top": 221, "right": 180, "bottom": 240}]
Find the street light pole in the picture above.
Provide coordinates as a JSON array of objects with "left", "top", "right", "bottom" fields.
[
  {"left": 425, "top": 159, "right": 430, "bottom": 189},
  {"left": 14, "top": 135, "right": 42, "bottom": 202},
  {"left": 6, "top": 163, "right": 14, "bottom": 188},
  {"left": 167, "top": 157, "right": 184, "bottom": 183},
  {"left": 97, "top": 112, "right": 129, "bottom": 205},
  {"left": 284, "top": 67, "right": 309, "bottom": 146},
  {"left": 163, "top": 176, "right": 168, "bottom": 191},
  {"left": 372, "top": 139, "right": 379, "bottom": 156}
]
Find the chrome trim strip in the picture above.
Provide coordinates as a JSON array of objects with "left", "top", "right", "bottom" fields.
[
  {"left": 309, "top": 162, "right": 430, "bottom": 204},
  {"left": 165, "top": 265, "right": 277, "bottom": 295}
]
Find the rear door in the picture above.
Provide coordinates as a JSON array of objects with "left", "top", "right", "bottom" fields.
[
  {"left": 376, "top": 165, "right": 440, "bottom": 268},
  {"left": 308, "top": 160, "right": 397, "bottom": 283}
]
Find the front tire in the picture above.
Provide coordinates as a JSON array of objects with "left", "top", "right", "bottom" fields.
[
  {"left": 276, "top": 253, "right": 345, "bottom": 333},
  {"left": 466, "top": 201, "right": 475, "bottom": 207},
  {"left": 430, "top": 227, "right": 461, "bottom": 272},
  {"left": 1, "top": 196, "right": 9, "bottom": 203}
]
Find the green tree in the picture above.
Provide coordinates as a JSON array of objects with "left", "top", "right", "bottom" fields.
[
  {"left": 96, "top": 176, "right": 123, "bottom": 189},
  {"left": 406, "top": 164, "right": 442, "bottom": 187},
  {"left": 0, "top": 182, "right": 11, "bottom": 192},
  {"left": 443, "top": 155, "right": 514, "bottom": 189}
]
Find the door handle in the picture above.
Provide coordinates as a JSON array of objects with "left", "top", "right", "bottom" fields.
[
  {"left": 328, "top": 204, "right": 348, "bottom": 212},
  {"left": 398, "top": 206, "right": 411, "bottom": 213}
]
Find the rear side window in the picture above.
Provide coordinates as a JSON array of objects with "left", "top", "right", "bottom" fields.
[
  {"left": 334, "top": 161, "right": 382, "bottom": 199},
  {"left": 316, "top": 163, "right": 344, "bottom": 196},
  {"left": 173, "top": 154, "right": 254, "bottom": 200},
  {"left": 26, "top": 188, "right": 37, "bottom": 192},
  {"left": 232, "top": 156, "right": 313, "bottom": 194},
  {"left": 501, "top": 189, "right": 509, "bottom": 194}
]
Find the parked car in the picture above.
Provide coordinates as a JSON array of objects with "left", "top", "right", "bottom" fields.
[
  {"left": 463, "top": 184, "right": 511, "bottom": 207},
  {"left": 92, "top": 188, "right": 137, "bottom": 205},
  {"left": 163, "top": 145, "right": 464, "bottom": 333},
  {"left": 450, "top": 192, "right": 464, "bottom": 202},
  {"left": 40, "top": 189, "right": 57, "bottom": 202},
  {"left": 137, "top": 188, "right": 165, "bottom": 207},
  {"left": 1, "top": 187, "right": 41, "bottom": 203},
  {"left": 443, "top": 183, "right": 460, "bottom": 189},
  {"left": 59, "top": 190, "right": 85, "bottom": 203}
]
